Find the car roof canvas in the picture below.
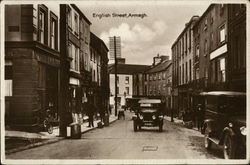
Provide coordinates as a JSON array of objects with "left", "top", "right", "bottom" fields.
[{"left": 138, "top": 99, "right": 161, "bottom": 104}]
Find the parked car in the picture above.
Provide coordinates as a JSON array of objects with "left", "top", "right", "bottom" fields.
[
  {"left": 132, "top": 99, "right": 164, "bottom": 132},
  {"left": 201, "top": 91, "right": 246, "bottom": 159}
]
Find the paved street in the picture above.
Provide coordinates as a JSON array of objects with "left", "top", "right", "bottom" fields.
[{"left": 7, "top": 111, "right": 223, "bottom": 159}]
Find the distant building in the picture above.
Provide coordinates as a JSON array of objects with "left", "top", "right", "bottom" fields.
[
  {"left": 108, "top": 64, "right": 149, "bottom": 107},
  {"left": 133, "top": 55, "right": 172, "bottom": 114},
  {"left": 109, "top": 36, "right": 121, "bottom": 60}
]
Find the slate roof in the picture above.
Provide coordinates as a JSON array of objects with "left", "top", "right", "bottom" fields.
[
  {"left": 146, "top": 60, "right": 172, "bottom": 73},
  {"left": 108, "top": 64, "right": 150, "bottom": 74}
]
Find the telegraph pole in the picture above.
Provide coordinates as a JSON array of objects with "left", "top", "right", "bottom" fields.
[{"left": 114, "top": 36, "right": 118, "bottom": 116}]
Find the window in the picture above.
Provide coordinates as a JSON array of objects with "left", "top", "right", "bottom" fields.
[
  {"left": 204, "top": 18, "right": 207, "bottom": 30},
  {"left": 163, "top": 72, "right": 166, "bottom": 80},
  {"left": 68, "top": 7, "right": 72, "bottom": 28},
  {"left": 125, "top": 87, "right": 129, "bottom": 95},
  {"left": 196, "top": 45, "right": 200, "bottom": 57},
  {"left": 50, "top": 12, "right": 58, "bottom": 50},
  {"left": 68, "top": 42, "right": 72, "bottom": 58},
  {"left": 75, "top": 47, "right": 80, "bottom": 71},
  {"left": 195, "top": 68, "right": 199, "bottom": 80},
  {"left": 50, "top": 20, "right": 55, "bottom": 49},
  {"left": 125, "top": 76, "right": 129, "bottom": 84},
  {"left": 69, "top": 43, "right": 80, "bottom": 72},
  {"left": 158, "top": 73, "right": 161, "bottom": 80},
  {"left": 38, "top": 10, "right": 45, "bottom": 43},
  {"left": 218, "top": 57, "right": 226, "bottom": 82},
  {"left": 74, "top": 13, "right": 79, "bottom": 35},
  {"left": 204, "top": 40, "right": 208, "bottom": 55},
  {"left": 189, "top": 29, "right": 191, "bottom": 49},
  {"left": 219, "top": 25, "right": 226, "bottom": 43},
  {"left": 5, "top": 60, "right": 13, "bottom": 96}
]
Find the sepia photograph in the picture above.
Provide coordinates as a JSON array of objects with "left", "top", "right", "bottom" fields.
[{"left": 0, "top": 0, "right": 249, "bottom": 164}]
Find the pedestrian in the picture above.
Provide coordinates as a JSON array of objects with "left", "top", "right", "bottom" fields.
[
  {"left": 86, "top": 101, "right": 95, "bottom": 127},
  {"left": 197, "top": 104, "right": 203, "bottom": 131}
]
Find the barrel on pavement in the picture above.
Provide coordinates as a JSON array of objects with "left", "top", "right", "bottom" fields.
[
  {"left": 104, "top": 114, "right": 109, "bottom": 126},
  {"left": 70, "top": 123, "right": 81, "bottom": 139}
]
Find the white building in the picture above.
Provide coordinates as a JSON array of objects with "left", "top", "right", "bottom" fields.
[{"left": 108, "top": 63, "right": 149, "bottom": 107}]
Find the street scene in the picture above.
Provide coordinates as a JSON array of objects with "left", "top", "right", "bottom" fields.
[
  {"left": 2, "top": 1, "right": 248, "bottom": 164},
  {"left": 7, "top": 111, "right": 223, "bottom": 159}
]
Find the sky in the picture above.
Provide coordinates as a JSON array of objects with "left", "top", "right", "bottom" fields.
[{"left": 77, "top": 1, "right": 211, "bottom": 65}]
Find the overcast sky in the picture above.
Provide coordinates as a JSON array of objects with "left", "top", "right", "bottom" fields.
[{"left": 78, "top": 1, "right": 211, "bottom": 65}]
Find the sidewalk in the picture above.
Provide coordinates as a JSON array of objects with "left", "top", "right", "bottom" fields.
[
  {"left": 164, "top": 115, "right": 200, "bottom": 132},
  {"left": 5, "top": 114, "right": 118, "bottom": 154}
]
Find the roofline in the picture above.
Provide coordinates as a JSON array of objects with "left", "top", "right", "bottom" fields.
[
  {"left": 71, "top": 4, "right": 92, "bottom": 25},
  {"left": 90, "top": 32, "right": 109, "bottom": 52},
  {"left": 145, "top": 61, "right": 172, "bottom": 73},
  {"left": 193, "top": 4, "right": 214, "bottom": 29},
  {"left": 171, "top": 15, "right": 200, "bottom": 49}
]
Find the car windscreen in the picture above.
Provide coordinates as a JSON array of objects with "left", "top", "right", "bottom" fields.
[{"left": 218, "top": 96, "right": 246, "bottom": 115}]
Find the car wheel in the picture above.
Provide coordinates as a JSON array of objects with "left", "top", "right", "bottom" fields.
[
  {"left": 204, "top": 126, "right": 211, "bottom": 149},
  {"left": 223, "top": 133, "right": 236, "bottom": 159},
  {"left": 47, "top": 124, "right": 53, "bottom": 134},
  {"left": 133, "top": 121, "right": 137, "bottom": 132}
]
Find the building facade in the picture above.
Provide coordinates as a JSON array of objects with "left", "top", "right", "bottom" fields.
[
  {"left": 109, "top": 64, "right": 149, "bottom": 107},
  {"left": 90, "top": 32, "right": 109, "bottom": 115},
  {"left": 5, "top": 4, "right": 60, "bottom": 128},
  {"left": 171, "top": 4, "right": 246, "bottom": 121},
  {"left": 141, "top": 55, "right": 172, "bottom": 114},
  {"left": 227, "top": 4, "right": 246, "bottom": 92},
  {"left": 171, "top": 16, "right": 199, "bottom": 117}
]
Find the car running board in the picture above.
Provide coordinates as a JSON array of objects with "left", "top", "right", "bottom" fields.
[{"left": 208, "top": 137, "right": 220, "bottom": 145}]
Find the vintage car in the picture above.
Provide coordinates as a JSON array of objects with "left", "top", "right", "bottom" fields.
[
  {"left": 132, "top": 99, "right": 164, "bottom": 132},
  {"left": 201, "top": 91, "right": 246, "bottom": 159}
]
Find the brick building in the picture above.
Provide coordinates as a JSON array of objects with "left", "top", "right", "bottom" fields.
[{"left": 5, "top": 4, "right": 61, "bottom": 128}]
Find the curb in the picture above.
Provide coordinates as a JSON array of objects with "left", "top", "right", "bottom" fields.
[
  {"left": 80, "top": 117, "right": 118, "bottom": 134},
  {"left": 5, "top": 137, "right": 63, "bottom": 155},
  {"left": 5, "top": 117, "right": 118, "bottom": 155}
]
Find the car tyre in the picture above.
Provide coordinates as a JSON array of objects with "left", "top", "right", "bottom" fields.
[
  {"left": 133, "top": 121, "right": 137, "bottom": 132},
  {"left": 223, "top": 133, "right": 236, "bottom": 159},
  {"left": 204, "top": 126, "right": 211, "bottom": 150}
]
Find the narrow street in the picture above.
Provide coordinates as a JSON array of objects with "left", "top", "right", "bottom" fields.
[{"left": 7, "top": 111, "right": 223, "bottom": 159}]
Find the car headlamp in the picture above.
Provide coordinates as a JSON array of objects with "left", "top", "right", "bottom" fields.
[
  {"left": 139, "top": 115, "right": 143, "bottom": 120},
  {"left": 240, "top": 126, "right": 247, "bottom": 136},
  {"left": 152, "top": 115, "right": 156, "bottom": 120}
]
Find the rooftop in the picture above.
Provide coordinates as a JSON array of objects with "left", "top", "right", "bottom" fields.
[{"left": 108, "top": 63, "right": 150, "bottom": 74}]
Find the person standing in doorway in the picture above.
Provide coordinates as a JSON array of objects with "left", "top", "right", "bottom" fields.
[
  {"left": 197, "top": 104, "right": 203, "bottom": 131},
  {"left": 87, "top": 101, "right": 94, "bottom": 127}
]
